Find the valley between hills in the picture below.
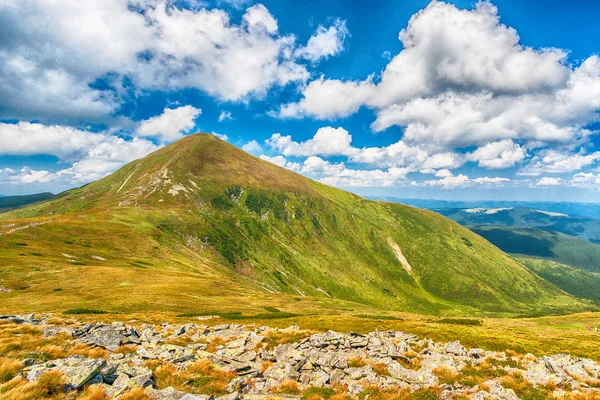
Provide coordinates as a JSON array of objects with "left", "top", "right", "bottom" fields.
[{"left": 1, "top": 134, "right": 599, "bottom": 399}]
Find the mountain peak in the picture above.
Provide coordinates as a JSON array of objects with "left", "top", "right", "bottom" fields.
[{"left": 44, "top": 133, "right": 319, "bottom": 210}]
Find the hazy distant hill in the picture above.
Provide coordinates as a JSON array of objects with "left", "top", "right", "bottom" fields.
[
  {"left": 435, "top": 206, "right": 600, "bottom": 244},
  {"left": 0, "top": 134, "right": 588, "bottom": 316},
  {"left": 0, "top": 192, "right": 54, "bottom": 213},
  {"left": 471, "top": 226, "right": 600, "bottom": 273}
]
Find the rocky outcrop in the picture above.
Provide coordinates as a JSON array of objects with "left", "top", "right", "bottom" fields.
[{"left": 4, "top": 314, "right": 600, "bottom": 399}]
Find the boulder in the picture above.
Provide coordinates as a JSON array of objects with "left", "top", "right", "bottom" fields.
[
  {"left": 26, "top": 356, "right": 106, "bottom": 390},
  {"left": 482, "top": 380, "right": 520, "bottom": 400},
  {"left": 387, "top": 361, "right": 438, "bottom": 386},
  {"left": 445, "top": 341, "right": 467, "bottom": 357}
]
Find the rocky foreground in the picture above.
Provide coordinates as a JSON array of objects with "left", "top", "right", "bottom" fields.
[{"left": 2, "top": 314, "right": 600, "bottom": 399}]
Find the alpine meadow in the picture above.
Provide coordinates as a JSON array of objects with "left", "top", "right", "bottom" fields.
[{"left": 1, "top": 1, "right": 600, "bottom": 399}]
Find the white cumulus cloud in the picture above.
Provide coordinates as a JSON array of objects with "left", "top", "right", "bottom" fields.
[
  {"left": 273, "top": 1, "right": 600, "bottom": 154},
  {"left": 295, "top": 19, "right": 349, "bottom": 62},
  {"left": 242, "top": 140, "right": 262, "bottom": 154},
  {"left": 266, "top": 127, "right": 356, "bottom": 157},
  {"left": 136, "top": 106, "right": 201, "bottom": 142},
  {"left": 467, "top": 140, "right": 527, "bottom": 169}
]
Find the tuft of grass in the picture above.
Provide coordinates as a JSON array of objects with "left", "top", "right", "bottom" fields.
[
  {"left": 500, "top": 373, "right": 549, "bottom": 400},
  {"left": 273, "top": 380, "right": 301, "bottom": 395},
  {"left": 372, "top": 363, "right": 390, "bottom": 376},
  {"left": 35, "top": 370, "right": 67, "bottom": 397},
  {"left": 153, "top": 360, "right": 235, "bottom": 396},
  {"left": 407, "top": 388, "right": 439, "bottom": 400},
  {"left": 433, "top": 366, "right": 458, "bottom": 385},
  {"left": 119, "top": 388, "right": 151, "bottom": 400},
  {"left": 455, "top": 363, "right": 507, "bottom": 387},
  {"left": 0, "top": 357, "right": 22, "bottom": 383},
  {"left": 263, "top": 330, "right": 314, "bottom": 350},
  {"left": 78, "top": 385, "right": 108, "bottom": 400},
  {"left": 302, "top": 386, "right": 336, "bottom": 400},
  {"left": 347, "top": 357, "right": 366, "bottom": 368}
]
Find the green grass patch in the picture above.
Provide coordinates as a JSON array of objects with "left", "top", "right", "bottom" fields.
[
  {"left": 436, "top": 318, "right": 483, "bottom": 326},
  {"left": 301, "top": 387, "right": 335, "bottom": 400},
  {"left": 353, "top": 314, "right": 404, "bottom": 321},
  {"left": 64, "top": 308, "right": 108, "bottom": 315},
  {"left": 176, "top": 310, "right": 297, "bottom": 320}
]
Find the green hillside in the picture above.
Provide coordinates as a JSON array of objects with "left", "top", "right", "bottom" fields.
[
  {"left": 518, "top": 257, "right": 600, "bottom": 302},
  {"left": 0, "top": 134, "right": 592, "bottom": 316},
  {"left": 471, "top": 225, "right": 600, "bottom": 273},
  {"left": 0, "top": 192, "right": 54, "bottom": 213}
]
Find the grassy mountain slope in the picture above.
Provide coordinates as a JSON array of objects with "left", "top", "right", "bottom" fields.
[
  {"left": 0, "top": 192, "right": 54, "bottom": 213},
  {"left": 438, "top": 207, "right": 600, "bottom": 244},
  {"left": 471, "top": 226, "right": 600, "bottom": 273},
  {"left": 518, "top": 257, "right": 600, "bottom": 303},
  {"left": 0, "top": 134, "right": 591, "bottom": 316}
]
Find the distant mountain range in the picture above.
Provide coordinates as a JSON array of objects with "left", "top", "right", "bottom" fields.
[{"left": 368, "top": 197, "right": 600, "bottom": 219}]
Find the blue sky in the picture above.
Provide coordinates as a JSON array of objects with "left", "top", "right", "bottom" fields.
[{"left": 1, "top": 0, "right": 600, "bottom": 202}]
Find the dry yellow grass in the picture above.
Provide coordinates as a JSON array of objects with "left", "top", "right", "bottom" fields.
[
  {"left": 262, "top": 329, "right": 314, "bottom": 350},
  {"left": 348, "top": 385, "right": 435, "bottom": 400},
  {"left": 118, "top": 388, "right": 151, "bottom": 400},
  {"left": 371, "top": 363, "right": 390, "bottom": 376},
  {"left": 272, "top": 379, "right": 301, "bottom": 395},
  {"left": 206, "top": 337, "right": 227, "bottom": 352},
  {"left": 0, "top": 357, "right": 22, "bottom": 384},
  {"left": 432, "top": 366, "right": 458, "bottom": 384},
  {"left": 0, "top": 371, "right": 66, "bottom": 400},
  {"left": 261, "top": 360, "right": 274, "bottom": 373},
  {"left": 114, "top": 345, "right": 137, "bottom": 355},
  {"left": 0, "top": 322, "right": 109, "bottom": 365},
  {"left": 347, "top": 357, "right": 366, "bottom": 368},
  {"left": 152, "top": 360, "right": 236, "bottom": 396},
  {"left": 77, "top": 385, "right": 108, "bottom": 400}
]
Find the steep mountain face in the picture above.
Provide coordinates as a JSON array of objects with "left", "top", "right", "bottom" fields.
[
  {"left": 437, "top": 207, "right": 600, "bottom": 244},
  {"left": 0, "top": 134, "right": 590, "bottom": 315}
]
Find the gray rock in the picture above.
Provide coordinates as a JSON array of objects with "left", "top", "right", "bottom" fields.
[
  {"left": 445, "top": 341, "right": 467, "bottom": 356},
  {"left": 26, "top": 356, "right": 106, "bottom": 390},
  {"left": 79, "top": 325, "right": 125, "bottom": 351},
  {"left": 482, "top": 380, "right": 520, "bottom": 400},
  {"left": 387, "top": 361, "right": 438, "bottom": 386}
]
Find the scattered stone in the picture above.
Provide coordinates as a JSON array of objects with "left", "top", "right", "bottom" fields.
[{"left": 6, "top": 314, "right": 600, "bottom": 399}]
